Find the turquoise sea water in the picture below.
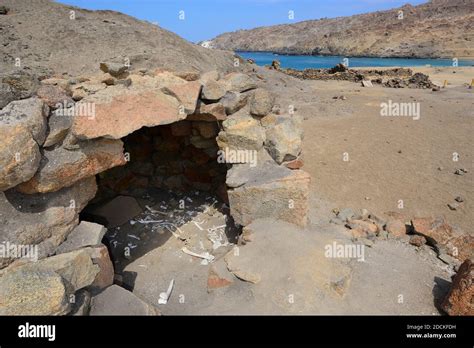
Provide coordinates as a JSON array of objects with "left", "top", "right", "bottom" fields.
[{"left": 237, "top": 51, "right": 474, "bottom": 69}]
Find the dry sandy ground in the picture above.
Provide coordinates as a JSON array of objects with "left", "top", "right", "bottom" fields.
[
  {"left": 122, "top": 217, "right": 452, "bottom": 315},
  {"left": 260, "top": 66, "right": 474, "bottom": 233}
]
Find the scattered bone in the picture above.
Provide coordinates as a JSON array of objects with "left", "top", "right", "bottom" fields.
[
  {"left": 181, "top": 247, "right": 215, "bottom": 262},
  {"left": 158, "top": 279, "right": 175, "bottom": 305}
]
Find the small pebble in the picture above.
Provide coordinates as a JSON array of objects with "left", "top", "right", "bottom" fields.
[{"left": 447, "top": 202, "right": 459, "bottom": 211}]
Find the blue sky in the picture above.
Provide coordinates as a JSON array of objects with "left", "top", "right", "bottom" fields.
[{"left": 56, "top": 0, "right": 428, "bottom": 43}]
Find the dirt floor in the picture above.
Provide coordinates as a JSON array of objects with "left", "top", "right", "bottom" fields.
[{"left": 105, "top": 67, "right": 472, "bottom": 315}]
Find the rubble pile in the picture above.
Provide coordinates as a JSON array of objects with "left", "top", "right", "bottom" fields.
[{"left": 271, "top": 61, "right": 435, "bottom": 89}]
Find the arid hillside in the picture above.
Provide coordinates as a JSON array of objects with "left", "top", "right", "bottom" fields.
[
  {"left": 208, "top": 0, "right": 474, "bottom": 59},
  {"left": 0, "top": 0, "right": 238, "bottom": 77}
]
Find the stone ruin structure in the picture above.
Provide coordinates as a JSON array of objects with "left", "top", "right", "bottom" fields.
[{"left": 0, "top": 63, "right": 310, "bottom": 314}]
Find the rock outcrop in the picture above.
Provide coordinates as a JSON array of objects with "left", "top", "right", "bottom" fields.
[
  {"left": 441, "top": 258, "right": 473, "bottom": 315},
  {"left": 0, "top": 0, "right": 242, "bottom": 77},
  {"left": 207, "top": 0, "right": 474, "bottom": 59}
]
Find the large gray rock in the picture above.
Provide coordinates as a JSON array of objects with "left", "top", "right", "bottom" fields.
[
  {"left": 224, "top": 73, "right": 257, "bottom": 92},
  {"left": 56, "top": 221, "right": 107, "bottom": 254},
  {"left": 225, "top": 151, "right": 277, "bottom": 188},
  {"left": 249, "top": 88, "right": 274, "bottom": 117},
  {"left": 0, "top": 269, "right": 71, "bottom": 315},
  {"left": 17, "top": 138, "right": 126, "bottom": 194},
  {"left": 0, "top": 128, "right": 41, "bottom": 191},
  {"left": 199, "top": 70, "right": 220, "bottom": 84},
  {"left": 84, "top": 245, "right": 114, "bottom": 295},
  {"left": 220, "top": 91, "right": 249, "bottom": 115},
  {"left": 0, "top": 97, "right": 49, "bottom": 144},
  {"left": 16, "top": 248, "right": 100, "bottom": 292},
  {"left": 228, "top": 166, "right": 311, "bottom": 227},
  {"left": 0, "top": 177, "right": 97, "bottom": 269},
  {"left": 0, "top": 97, "right": 49, "bottom": 145},
  {"left": 201, "top": 79, "right": 227, "bottom": 101},
  {"left": 99, "top": 62, "right": 129, "bottom": 79},
  {"left": 217, "top": 113, "right": 265, "bottom": 155},
  {"left": 264, "top": 117, "right": 302, "bottom": 164},
  {"left": 0, "top": 98, "right": 48, "bottom": 191},
  {"left": 90, "top": 285, "right": 159, "bottom": 315},
  {"left": 86, "top": 195, "right": 143, "bottom": 228},
  {"left": 0, "top": 71, "right": 40, "bottom": 109},
  {"left": 43, "top": 112, "right": 74, "bottom": 147}
]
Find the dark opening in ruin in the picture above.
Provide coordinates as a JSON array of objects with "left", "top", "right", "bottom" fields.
[{"left": 80, "top": 121, "right": 239, "bottom": 282}]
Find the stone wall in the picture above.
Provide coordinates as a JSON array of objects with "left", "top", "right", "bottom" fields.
[{"left": 96, "top": 121, "right": 227, "bottom": 201}]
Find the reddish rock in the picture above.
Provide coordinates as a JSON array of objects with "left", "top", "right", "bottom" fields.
[
  {"left": 170, "top": 120, "right": 192, "bottom": 137},
  {"left": 441, "top": 258, "right": 473, "bottom": 316},
  {"left": 409, "top": 235, "right": 427, "bottom": 247},
  {"left": 110, "top": 173, "right": 135, "bottom": 192},
  {"left": 72, "top": 89, "right": 183, "bottom": 140},
  {"left": 411, "top": 217, "right": 472, "bottom": 261},
  {"left": 161, "top": 81, "right": 202, "bottom": 115},
  {"left": 207, "top": 266, "right": 233, "bottom": 290},
  {"left": 184, "top": 167, "right": 212, "bottom": 183},
  {"left": 446, "top": 234, "right": 474, "bottom": 261},
  {"left": 385, "top": 219, "right": 407, "bottom": 237},
  {"left": 37, "top": 84, "right": 73, "bottom": 108},
  {"left": 194, "top": 121, "right": 218, "bottom": 139},
  {"left": 411, "top": 217, "right": 455, "bottom": 245},
  {"left": 284, "top": 158, "right": 304, "bottom": 169},
  {"left": 190, "top": 147, "right": 211, "bottom": 165},
  {"left": 131, "top": 175, "right": 149, "bottom": 188}
]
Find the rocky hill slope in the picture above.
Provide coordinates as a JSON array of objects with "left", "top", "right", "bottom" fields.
[
  {"left": 207, "top": 0, "right": 474, "bottom": 59},
  {"left": 0, "top": 0, "right": 237, "bottom": 77}
]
